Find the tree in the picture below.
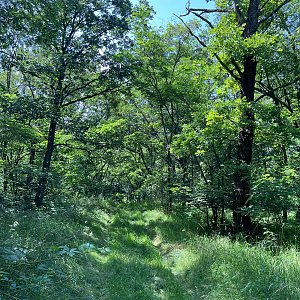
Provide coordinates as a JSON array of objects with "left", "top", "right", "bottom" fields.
[
  {"left": 181, "top": 0, "right": 297, "bottom": 233},
  {"left": 4, "top": 0, "right": 132, "bottom": 206},
  {"left": 130, "top": 4, "right": 210, "bottom": 210}
]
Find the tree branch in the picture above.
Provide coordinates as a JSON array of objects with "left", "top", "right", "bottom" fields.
[
  {"left": 255, "top": 86, "right": 294, "bottom": 113},
  {"left": 188, "top": 8, "right": 230, "bottom": 14},
  {"left": 232, "top": 0, "right": 246, "bottom": 25},
  {"left": 176, "top": 15, "right": 240, "bottom": 81},
  {"left": 176, "top": 15, "right": 207, "bottom": 48},
  {"left": 191, "top": 12, "right": 214, "bottom": 29},
  {"left": 231, "top": 58, "right": 243, "bottom": 78},
  {"left": 61, "top": 85, "right": 124, "bottom": 107},
  {"left": 257, "top": 76, "right": 300, "bottom": 94},
  {"left": 259, "top": 0, "right": 293, "bottom": 25},
  {"left": 54, "top": 142, "right": 94, "bottom": 154},
  {"left": 62, "top": 77, "right": 99, "bottom": 100}
]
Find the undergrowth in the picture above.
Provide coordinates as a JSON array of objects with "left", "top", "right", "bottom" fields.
[{"left": 1, "top": 198, "right": 300, "bottom": 299}]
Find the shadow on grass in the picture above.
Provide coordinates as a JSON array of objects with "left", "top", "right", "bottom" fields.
[
  {"left": 91, "top": 205, "right": 192, "bottom": 299},
  {"left": 109, "top": 205, "right": 203, "bottom": 245},
  {"left": 5, "top": 200, "right": 300, "bottom": 300},
  {"left": 0, "top": 206, "right": 110, "bottom": 300},
  {"left": 0, "top": 201, "right": 192, "bottom": 300},
  {"left": 180, "top": 237, "right": 300, "bottom": 300},
  {"left": 96, "top": 254, "right": 187, "bottom": 300},
  {"left": 107, "top": 205, "right": 300, "bottom": 300}
]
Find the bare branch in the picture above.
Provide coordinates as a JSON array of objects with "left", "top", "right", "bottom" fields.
[
  {"left": 189, "top": 8, "right": 230, "bottom": 13},
  {"left": 176, "top": 14, "right": 207, "bottom": 48},
  {"left": 181, "top": 1, "right": 192, "bottom": 17},
  {"left": 180, "top": 6, "right": 230, "bottom": 17},
  {"left": 61, "top": 84, "right": 123, "bottom": 107},
  {"left": 62, "top": 77, "right": 99, "bottom": 100},
  {"left": 191, "top": 12, "right": 214, "bottom": 29},
  {"left": 185, "top": 0, "right": 191, "bottom": 12}
]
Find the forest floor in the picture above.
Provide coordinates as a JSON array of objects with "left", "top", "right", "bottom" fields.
[{"left": 1, "top": 198, "right": 300, "bottom": 300}]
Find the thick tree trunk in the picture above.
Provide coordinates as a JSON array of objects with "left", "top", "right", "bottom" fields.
[
  {"left": 233, "top": 55, "right": 257, "bottom": 233},
  {"left": 233, "top": 106, "right": 255, "bottom": 232},
  {"left": 34, "top": 118, "right": 57, "bottom": 207},
  {"left": 232, "top": 0, "right": 260, "bottom": 233},
  {"left": 233, "top": 164, "right": 253, "bottom": 233}
]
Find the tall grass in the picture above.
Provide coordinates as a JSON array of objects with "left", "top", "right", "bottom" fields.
[{"left": 1, "top": 199, "right": 300, "bottom": 299}]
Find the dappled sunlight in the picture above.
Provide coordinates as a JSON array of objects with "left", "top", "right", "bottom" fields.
[
  {"left": 142, "top": 209, "right": 170, "bottom": 224},
  {"left": 163, "top": 247, "right": 199, "bottom": 276},
  {"left": 1, "top": 201, "right": 300, "bottom": 299},
  {"left": 1, "top": 0, "right": 298, "bottom": 298}
]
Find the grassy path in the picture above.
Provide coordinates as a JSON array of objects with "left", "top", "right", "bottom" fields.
[
  {"left": 1, "top": 201, "right": 300, "bottom": 299},
  {"left": 104, "top": 206, "right": 300, "bottom": 300},
  {"left": 101, "top": 207, "right": 193, "bottom": 299}
]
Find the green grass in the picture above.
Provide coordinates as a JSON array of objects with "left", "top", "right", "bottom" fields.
[{"left": 1, "top": 199, "right": 300, "bottom": 299}]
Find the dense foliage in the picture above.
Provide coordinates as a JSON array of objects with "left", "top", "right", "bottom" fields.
[
  {"left": 1, "top": 0, "right": 298, "bottom": 229},
  {"left": 0, "top": 0, "right": 300, "bottom": 298}
]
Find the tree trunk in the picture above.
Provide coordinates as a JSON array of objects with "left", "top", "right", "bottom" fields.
[
  {"left": 281, "top": 144, "right": 288, "bottom": 222},
  {"left": 23, "top": 145, "right": 36, "bottom": 207},
  {"left": 2, "top": 141, "right": 8, "bottom": 193},
  {"left": 165, "top": 147, "right": 174, "bottom": 212},
  {"left": 34, "top": 55, "right": 65, "bottom": 207},
  {"left": 212, "top": 205, "right": 218, "bottom": 229},
  {"left": 233, "top": 106, "right": 255, "bottom": 232},
  {"left": 34, "top": 118, "right": 57, "bottom": 207},
  {"left": 296, "top": 206, "right": 300, "bottom": 223},
  {"left": 233, "top": 54, "right": 257, "bottom": 233},
  {"left": 26, "top": 146, "right": 36, "bottom": 188}
]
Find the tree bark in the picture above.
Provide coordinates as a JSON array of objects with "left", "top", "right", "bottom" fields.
[
  {"left": 34, "top": 53, "right": 65, "bottom": 207},
  {"left": 34, "top": 118, "right": 57, "bottom": 207},
  {"left": 232, "top": 0, "right": 260, "bottom": 233},
  {"left": 233, "top": 55, "right": 257, "bottom": 233}
]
